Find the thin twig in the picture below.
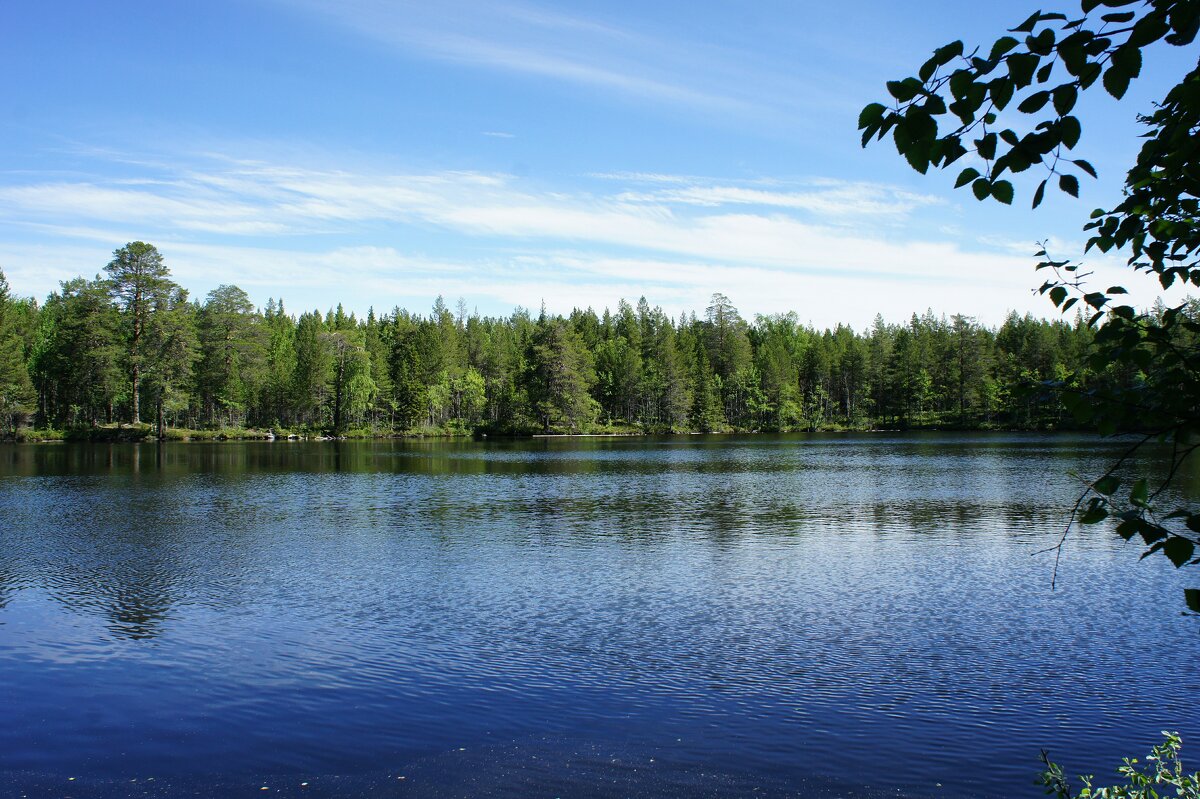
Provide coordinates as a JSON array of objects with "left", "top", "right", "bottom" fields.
[{"left": 1032, "top": 431, "right": 1155, "bottom": 590}]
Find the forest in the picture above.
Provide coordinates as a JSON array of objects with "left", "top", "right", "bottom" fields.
[{"left": 0, "top": 242, "right": 1191, "bottom": 439}]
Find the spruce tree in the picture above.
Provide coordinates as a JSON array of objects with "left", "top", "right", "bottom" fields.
[{"left": 0, "top": 269, "right": 34, "bottom": 433}]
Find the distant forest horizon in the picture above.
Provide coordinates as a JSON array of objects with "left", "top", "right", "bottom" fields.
[{"left": 1, "top": 244, "right": 1196, "bottom": 437}]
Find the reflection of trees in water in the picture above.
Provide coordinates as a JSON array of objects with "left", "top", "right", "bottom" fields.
[
  {"left": 3, "top": 436, "right": 1192, "bottom": 639},
  {"left": 20, "top": 487, "right": 268, "bottom": 641},
  {"left": 0, "top": 565, "right": 19, "bottom": 610},
  {"left": 103, "top": 565, "right": 177, "bottom": 640},
  {"left": 37, "top": 557, "right": 181, "bottom": 641}
]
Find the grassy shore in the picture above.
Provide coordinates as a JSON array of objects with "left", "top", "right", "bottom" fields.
[
  {"left": 7, "top": 424, "right": 477, "bottom": 443},
  {"left": 2, "top": 411, "right": 1066, "bottom": 444}
]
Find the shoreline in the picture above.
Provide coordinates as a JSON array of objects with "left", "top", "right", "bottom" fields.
[{"left": 2, "top": 425, "right": 1098, "bottom": 444}]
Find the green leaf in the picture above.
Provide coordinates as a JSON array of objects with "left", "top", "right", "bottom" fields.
[
  {"left": 1007, "top": 53, "right": 1039, "bottom": 87},
  {"left": 1103, "top": 64, "right": 1133, "bottom": 99},
  {"left": 1017, "top": 90, "right": 1051, "bottom": 112},
  {"left": 1166, "top": 11, "right": 1200, "bottom": 45},
  {"left": 949, "top": 69, "right": 974, "bottom": 99},
  {"left": 1028, "top": 28, "right": 1056, "bottom": 56},
  {"left": 905, "top": 107, "right": 937, "bottom": 140},
  {"left": 1052, "top": 84, "right": 1077, "bottom": 115},
  {"left": 992, "top": 179, "right": 1014, "bottom": 204},
  {"left": 1129, "top": 12, "right": 1171, "bottom": 47},
  {"left": 858, "top": 103, "right": 887, "bottom": 129},
  {"left": 1011, "top": 11, "right": 1041, "bottom": 33},
  {"left": 938, "top": 138, "right": 968, "bottom": 165},
  {"left": 1079, "top": 505, "right": 1109, "bottom": 524},
  {"left": 1060, "top": 116, "right": 1081, "bottom": 148},
  {"left": 1032, "top": 179, "right": 1047, "bottom": 208},
  {"left": 1059, "top": 43, "right": 1087, "bottom": 76},
  {"left": 1130, "top": 478, "right": 1150, "bottom": 508},
  {"left": 955, "top": 167, "right": 981, "bottom": 188},
  {"left": 1185, "top": 589, "right": 1200, "bottom": 613},
  {"left": 934, "top": 40, "right": 965, "bottom": 65},
  {"left": 1094, "top": 475, "right": 1120, "bottom": 495},
  {"left": 991, "top": 77, "right": 1015, "bottom": 110},
  {"left": 1059, "top": 174, "right": 1080, "bottom": 197},
  {"left": 977, "top": 132, "right": 997, "bottom": 160},
  {"left": 1072, "top": 159, "right": 1097, "bottom": 178},
  {"left": 1116, "top": 519, "right": 1141, "bottom": 540},
  {"left": 1078, "top": 62, "right": 1102, "bottom": 89},
  {"left": 1140, "top": 525, "right": 1169, "bottom": 546},
  {"left": 1111, "top": 45, "right": 1142, "bottom": 77},
  {"left": 971, "top": 178, "right": 991, "bottom": 200},
  {"left": 989, "top": 36, "right": 1020, "bottom": 60},
  {"left": 1163, "top": 537, "right": 1195, "bottom": 568},
  {"left": 904, "top": 146, "right": 931, "bottom": 174},
  {"left": 919, "top": 57, "right": 939, "bottom": 83},
  {"left": 887, "top": 78, "right": 922, "bottom": 102},
  {"left": 1049, "top": 286, "right": 1068, "bottom": 306}
]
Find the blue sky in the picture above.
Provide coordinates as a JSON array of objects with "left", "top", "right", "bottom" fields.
[{"left": 1, "top": 0, "right": 1193, "bottom": 327}]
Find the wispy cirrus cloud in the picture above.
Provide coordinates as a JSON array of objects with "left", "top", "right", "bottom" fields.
[
  {"left": 613, "top": 182, "right": 943, "bottom": 219},
  {"left": 275, "top": 0, "right": 832, "bottom": 120}
]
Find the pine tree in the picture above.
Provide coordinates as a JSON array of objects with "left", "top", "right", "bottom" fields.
[
  {"left": 142, "top": 286, "right": 199, "bottom": 435},
  {"left": 104, "top": 242, "right": 176, "bottom": 423}
]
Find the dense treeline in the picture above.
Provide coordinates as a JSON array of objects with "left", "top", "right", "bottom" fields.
[{"left": 0, "top": 242, "right": 1192, "bottom": 438}]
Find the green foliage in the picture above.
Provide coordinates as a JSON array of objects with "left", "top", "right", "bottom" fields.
[
  {"left": 0, "top": 268, "right": 35, "bottom": 433},
  {"left": 292, "top": 311, "right": 333, "bottom": 426},
  {"left": 862, "top": 0, "right": 1200, "bottom": 607},
  {"left": 327, "top": 329, "right": 375, "bottom": 433},
  {"left": 11, "top": 265, "right": 1180, "bottom": 439},
  {"left": 860, "top": 0, "right": 1198, "bottom": 207},
  {"left": 105, "top": 241, "right": 179, "bottom": 424},
  {"left": 1039, "top": 732, "right": 1200, "bottom": 799},
  {"left": 526, "top": 317, "right": 599, "bottom": 433},
  {"left": 198, "top": 285, "right": 265, "bottom": 426},
  {"left": 31, "top": 277, "right": 123, "bottom": 426}
]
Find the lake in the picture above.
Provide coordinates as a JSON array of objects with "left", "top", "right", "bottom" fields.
[{"left": 1, "top": 433, "right": 1197, "bottom": 798}]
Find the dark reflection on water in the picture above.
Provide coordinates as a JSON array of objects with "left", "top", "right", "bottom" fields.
[{"left": 0, "top": 433, "right": 1197, "bottom": 798}]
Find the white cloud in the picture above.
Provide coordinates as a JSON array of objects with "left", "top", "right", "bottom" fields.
[
  {"left": 273, "top": 0, "right": 832, "bottom": 120},
  {"left": 614, "top": 182, "right": 943, "bottom": 218},
  {"left": 0, "top": 151, "right": 1179, "bottom": 328}
]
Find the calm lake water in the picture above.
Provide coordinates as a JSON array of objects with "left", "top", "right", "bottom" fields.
[{"left": 1, "top": 433, "right": 1197, "bottom": 798}]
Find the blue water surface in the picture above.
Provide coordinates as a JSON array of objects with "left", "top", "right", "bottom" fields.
[{"left": 0, "top": 433, "right": 1196, "bottom": 798}]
